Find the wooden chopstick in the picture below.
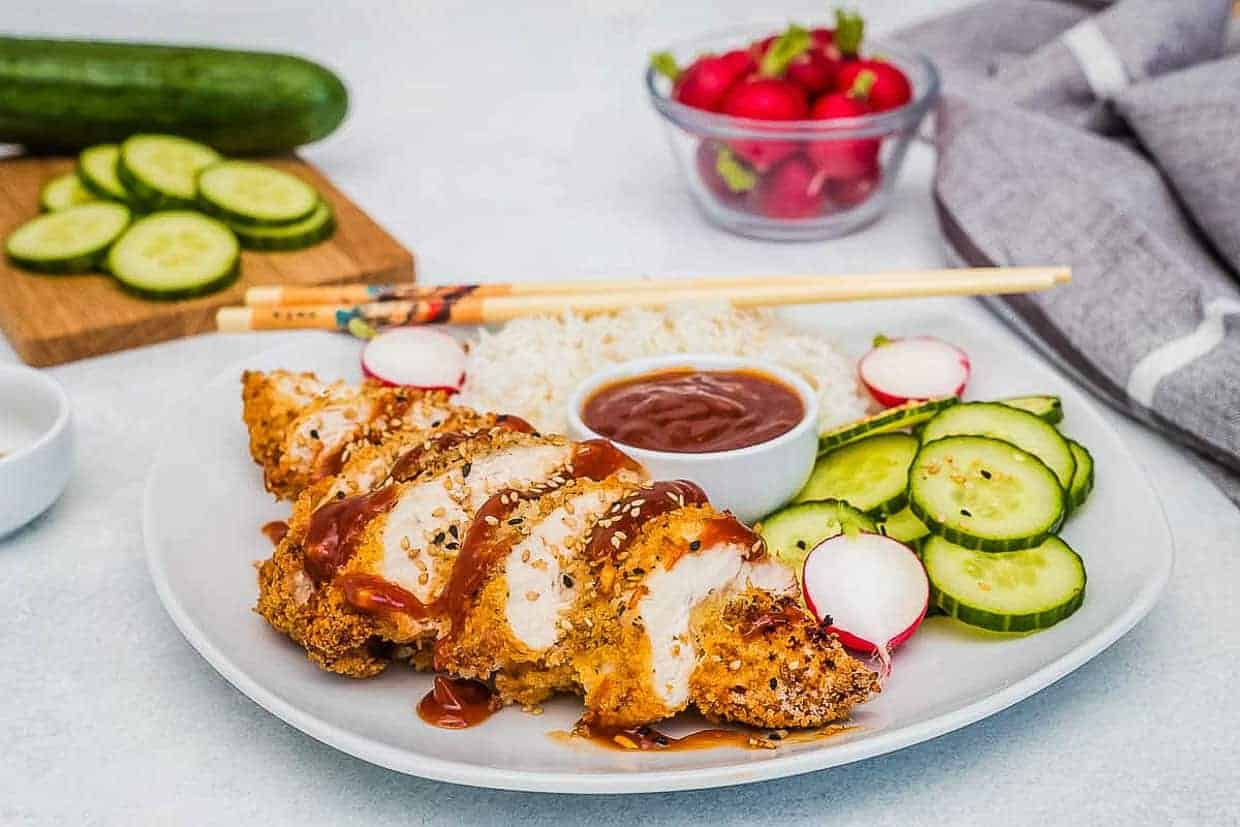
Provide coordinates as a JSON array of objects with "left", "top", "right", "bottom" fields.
[
  {"left": 243, "top": 267, "right": 1070, "bottom": 307},
  {"left": 217, "top": 266, "right": 1070, "bottom": 332}
]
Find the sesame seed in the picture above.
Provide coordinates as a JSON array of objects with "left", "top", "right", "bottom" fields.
[
  {"left": 728, "top": 659, "right": 741, "bottom": 671},
  {"left": 508, "top": 517, "right": 523, "bottom": 525},
  {"left": 431, "top": 506, "right": 446, "bottom": 518},
  {"left": 525, "top": 590, "right": 540, "bottom": 601},
  {"left": 689, "top": 540, "right": 701, "bottom": 552},
  {"left": 400, "top": 536, "right": 411, "bottom": 551},
  {"left": 485, "top": 515, "right": 500, "bottom": 526},
  {"left": 562, "top": 574, "right": 574, "bottom": 588}
]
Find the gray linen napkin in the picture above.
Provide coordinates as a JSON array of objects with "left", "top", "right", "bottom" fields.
[
  {"left": 895, "top": 2, "right": 1240, "bottom": 503},
  {"left": 1113, "top": 55, "right": 1240, "bottom": 273}
]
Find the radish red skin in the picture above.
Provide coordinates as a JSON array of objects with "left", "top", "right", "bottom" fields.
[
  {"left": 806, "top": 85, "right": 881, "bottom": 179},
  {"left": 801, "top": 532, "right": 929, "bottom": 659},
  {"left": 827, "top": 169, "right": 881, "bottom": 207},
  {"left": 720, "top": 78, "right": 808, "bottom": 171},
  {"left": 750, "top": 155, "right": 827, "bottom": 219},
  {"left": 786, "top": 49, "right": 839, "bottom": 96},
  {"left": 858, "top": 336, "right": 971, "bottom": 407},
  {"left": 361, "top": 362, "right": 464, "bottom": 394},
  {"left": 673, "top": 50, "right": 754, "bottom": 112},
  {"left": 838, "top": 60, "right": 913, "bottom": 112}
]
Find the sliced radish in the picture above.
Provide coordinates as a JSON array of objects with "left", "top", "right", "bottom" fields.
[
  {"left": 858, "top": 335, "right": 970, "bottom": 408},
  {"left": 361, "top": 327, "right": 467, "bottom": 392},
  {"left": 802, "top": 532, "right": 928, "bottom": 678}
]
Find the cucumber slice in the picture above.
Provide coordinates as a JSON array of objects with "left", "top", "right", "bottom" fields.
[
  {"left": 758, "top": 499, "right": 876, "bottom": 573},
  {"left": 118, "top": 134, "right": 221, "bottom": 209},
  {"left": 910, "top": 436, "right": 1065, "bottom": 551},
  {"left": 5, "top": 202, "right": 131, "bottom": 273},
  {"left": 999, "top": 395, "right": 1063, "bottom": 425},
  {"left": 877, "top": 507, "right": 929, "bottom": 545},
  {"left": 920, "top": 401, "right": 1075, "bottom": 490},
  {"left": 1067, "top": 440, "right": 1094, "bottom": 512},
  {"left": 923, "top": 535, "right": 1086, "bottom": 633},
  {"left": 229, "top": 199, "right": 335, "bottom": 250},
  {"left": 77, "top": 143, "right": 130, "bottom": 202},
  {"left": 796, "top": 432, "right": 918, "bottom": 517},
  {"left": 197, "top": 161, "right": 320, "bottom": 226},
  {"left": 40, "top": 172, "right": 99, "bottom": 212},
  {"left": 106, "top": 211, "right": 239, "bottom": 299},
  {"left": 818, "top": 396, "right": 958, "bottom": 454}
]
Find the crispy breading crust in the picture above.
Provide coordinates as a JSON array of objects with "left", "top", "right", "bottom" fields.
[
  {"left": 255, "top": 539, "right": 388, "bottom": 678},
  {"left": 690, "top": 590, "right": 879, "bottom": 729}
]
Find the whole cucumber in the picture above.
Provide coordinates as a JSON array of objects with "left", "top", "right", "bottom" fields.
[{"left": 0, "top": 37, "right": 348, "bottom": 154}]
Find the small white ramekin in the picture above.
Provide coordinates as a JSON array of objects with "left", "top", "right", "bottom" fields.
[
  {"left": 0, "top": 364, "right": 74, "bottom": 538},
  {"left": 566, "top": 354, "right": 818, "bottom": 523}
]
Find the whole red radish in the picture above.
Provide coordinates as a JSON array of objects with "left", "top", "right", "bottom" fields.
[
  {"left": 750, "top": 155, "right": 827, "bottom": 219},
  {"left": 695, "top": 141, "right": 756, "bottom": 203},
  {"left": 650, "top": 49, "right": 753, "bottom": 112},
  {"left": 858, "top": 335, "right": 970, "bottom": 407},
  {"left": 802, "top": 532, "right": 928, "bottom": 678},
  {"left": 810, "top": 27, "right": 834, "bottom": 49},
  {"left": 838, "top": 59, "right": 912, "bottom": 112},
  {"left": 806, "top": 70, "right": 880, "bottom": 179}
]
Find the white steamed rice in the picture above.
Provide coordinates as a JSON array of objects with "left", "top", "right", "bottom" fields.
[{"left": 459, "top": 304, "right": 870, "bottom": 435}]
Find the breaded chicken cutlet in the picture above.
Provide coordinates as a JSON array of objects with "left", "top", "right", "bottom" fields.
[{"left": 246, "top": 371, "right": 878, "bottom": 731}]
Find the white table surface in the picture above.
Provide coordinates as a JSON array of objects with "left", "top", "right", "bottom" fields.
[{"left": 2, "top": 2, "right": 1238, "bottom": 824}]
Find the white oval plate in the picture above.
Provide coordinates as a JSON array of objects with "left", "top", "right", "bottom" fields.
[{"left": 144, "top": 306, "right": 1173, "bottom": 794}]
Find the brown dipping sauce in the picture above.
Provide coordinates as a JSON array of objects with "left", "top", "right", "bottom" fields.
[{"left": 582, "top": 368, "right": 804, "bottom": 454}]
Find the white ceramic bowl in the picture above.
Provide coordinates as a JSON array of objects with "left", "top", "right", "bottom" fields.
[
  {"left": 566, "top": 354, "right": 818, "bottom": 523},
  {"left": 0, "top": 364, "right": 73, "bottom": 538}
]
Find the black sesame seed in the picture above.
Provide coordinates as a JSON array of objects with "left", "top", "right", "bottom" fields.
[
  {"left": 795, "top": 540, "right": 806, "bottom": 550},
  {"left": 461, "top": 462, "right": 472, "bottom": 478},
  {"left": 448, "top": 525, "right": 459, "bottom": 539},
  {"left": 335, "top": 490, "right": 346, "bottom": 500},
  {"left": 562, "top": 574, "right": 574, "bottom": 588},
  {"left": 769, "top": 677, "right": 778, "bottom": 690},
  {"left": 689, "top": 540, "right": 701, "bottom": 551},
  {"left": 433, "top": 531, "right": 446, "bottom": 544},
  {"left": 960, "top": 508, "right": 972, "bottom": 517},
  {"left": 768, "top": 731, "right": 783, "bottom": 741},
  {"left": 446, "top": 542, "right": 459, "bottom": 550},
  {"left": 981, "top": 469, "right": 992, "bottom": 479},
  {"left": 632, "top": 567, "right": 644, "bottom": 575},
  {"left": 309, "top": 429, "right": 320, "bottom": 439}
]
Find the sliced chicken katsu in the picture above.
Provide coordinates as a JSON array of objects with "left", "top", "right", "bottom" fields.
[
  {"left": 436, "top": 476, "right": 645, "bottom": 705},
  {"left": 437, "top": 479, "right": 878, "bottom": 729},
  {"left": 242, "top": 370, "right": 472, "bottom": 500},
  {"left": 256, "top": 431, "right": 642, "bottom": 675}
]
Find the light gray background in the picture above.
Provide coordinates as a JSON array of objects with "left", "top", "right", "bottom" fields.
[{"left": 2, "top": 2, "right": 1237, "bottom": 824}]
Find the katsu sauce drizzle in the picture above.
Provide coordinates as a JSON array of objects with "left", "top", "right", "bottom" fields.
[
  {"left": 261, "top": 520, "right": 289, "bottom": 546},
  {"left": 584, "top": 480, "right": 708, "bottom": 562},
  {"left": 417, "top": 676, "right": 496, "bottom": 729},
  {"left": 303, "top": 485, "right": 399, "bottom": 583}
]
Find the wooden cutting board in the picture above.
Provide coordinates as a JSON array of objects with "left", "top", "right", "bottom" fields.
[{"left": 0, "top": 155, "right": 414, "bottom": 366}]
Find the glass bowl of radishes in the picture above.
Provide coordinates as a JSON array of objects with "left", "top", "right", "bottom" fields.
[{"left": 646, "top": 13, "right": 939, "bottom": 241}]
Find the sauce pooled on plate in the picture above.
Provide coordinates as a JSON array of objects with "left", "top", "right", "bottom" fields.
[{"left": 582, "top": 368, "right": 803, "bottom": 453}]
